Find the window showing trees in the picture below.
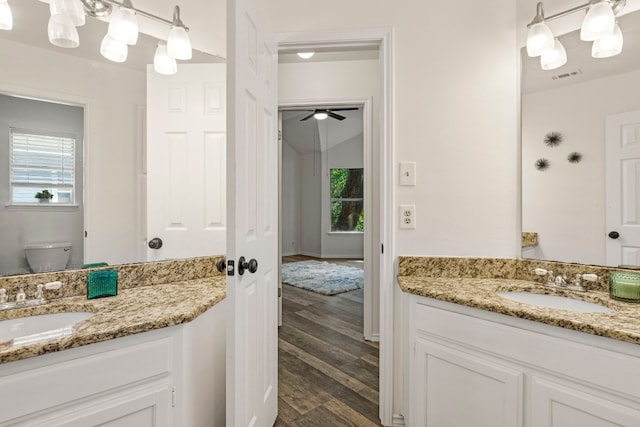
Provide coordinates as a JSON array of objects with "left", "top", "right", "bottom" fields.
[
  {"left": 330, "top": 168, "right": 364, "bottom": 232},
  {"left": 10, "top": 128, "right": 76, "bottom": 204}
]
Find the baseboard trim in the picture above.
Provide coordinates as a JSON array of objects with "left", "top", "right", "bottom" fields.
[
  {"left": 392, "top": 414, "right": 406, "bottom": 426},
  {"left": 370, "top": 333, "right": 380, "bottom": 342},
  {"left": 297, "top": 251, "right": 322, "bottom": 258}
]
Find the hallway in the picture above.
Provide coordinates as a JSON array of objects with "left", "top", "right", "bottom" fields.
[{"left": 275, "top": 257, "right": 381, "bottom": 426}]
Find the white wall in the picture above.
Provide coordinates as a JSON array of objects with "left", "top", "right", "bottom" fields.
[
  {"left": 522, "top": 69, "right": 640, "bottom": 265},
  {"left": 299, "top": 152, "right": 323, "bottom": 256},
  {"left": 281, "top": 139, "right": 301, "bottom": 256},
  {"left": 0, "top": 39, "right": 146, "bottom": 267}
]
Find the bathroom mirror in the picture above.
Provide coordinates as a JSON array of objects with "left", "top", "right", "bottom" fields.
[
  {"left": 521, "top": 8, "right": 640, "bottom": 266},
  {"left": 0, "top": 0, "right": 223, "bottom": 276}
]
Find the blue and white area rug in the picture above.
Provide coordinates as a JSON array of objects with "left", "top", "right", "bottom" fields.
[{"left": 281, "top": 261, "right": 363, "bottom": 296}]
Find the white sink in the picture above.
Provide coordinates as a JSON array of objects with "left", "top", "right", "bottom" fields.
[
  {"left": 0, "top": 312, "right": 94, "bottom": 346},
  {"left": 497, "top": 292, "right": 613, "bottom": 313}
]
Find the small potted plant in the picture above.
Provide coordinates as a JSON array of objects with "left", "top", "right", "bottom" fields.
[{"left": 35, "top": 190, "right": 54, "bottom": 203}]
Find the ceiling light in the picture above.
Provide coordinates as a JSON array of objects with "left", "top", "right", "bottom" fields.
[
  {"left": 581, "top": 0, "right": 615, "bottom": 41},
  {"left": 526, "top": 3, "right": 554, "bottom": 57},
  {"left": 108, "top": 0, "right": 138, "bottom": 45},
  {"left": 154, "top": 42, "right": 177, "bottom": 75},
  {"left": 540, "top": 38, "right": 567, "bottom": 70},
  {"left": 592, "top": 21, "right": 623, "bottom": 58},
  {"left": 314, "top": 112, "right": 328, "bottom": 120},
  {"left": 50, "top": 0, "right": 86, "bottom": 27},
  {"left": 48, "top": 13, "right": 79, "bottom": 48},
  {"left": 167, "top": 6, "right": 192, "bottom": 60},
  {"left": 0, "top": 0, "right": 12, "bottom": 31},
  {"left": 100, "top": 33, "right": 128, "bottom": 62},
  {"left": 297, "top": 52, "right": 314, "bottom": 59}
]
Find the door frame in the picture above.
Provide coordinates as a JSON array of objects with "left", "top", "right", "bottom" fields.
[
  {"left": 279, "top": 97, "right": 373, "bottom": 339},
  {"left": 276, "top": 28, "right": 395, "bottom": 425}
]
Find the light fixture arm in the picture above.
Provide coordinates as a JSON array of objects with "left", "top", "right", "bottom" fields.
[
  {"left": 527, "top": 0, "right": 626, "bottom": 28},
  {"left": 80, "top": 0, "right": 189, "bottom": 31}
]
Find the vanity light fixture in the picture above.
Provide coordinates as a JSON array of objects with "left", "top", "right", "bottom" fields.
[
  {"left": 0, "top": 0, "right": 13, "bottom": 31},
  {"left": 154, "top": 42, "right": 178, "bottom": 75},
  {"left": 297, "top": 52, "right": 315, "bottom": 59},
  {"left": 526, "top": 0, "right": 627, "bottom": 69},
  {"left": 107, "top": 0, "right": 138, "bottom": 46},
  {"left": 166, "top": 6, "right": 192, "bottom": 60}
]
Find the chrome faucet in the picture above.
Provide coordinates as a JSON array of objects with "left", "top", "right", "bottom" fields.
[{"left": 0, "top": 281, "right": 62, "bottom": 312}]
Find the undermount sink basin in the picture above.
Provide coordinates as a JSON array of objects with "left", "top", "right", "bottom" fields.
[
  {"left": 0, "top": 312, "right": 93, "bottom": 346},
  {"left": 497, "top": 292, "right": 613, "bottom": 313}
]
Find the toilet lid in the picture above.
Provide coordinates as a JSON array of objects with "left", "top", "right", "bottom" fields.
[{"left": 24, "top": 242, "right": 72, "bottom": 250}]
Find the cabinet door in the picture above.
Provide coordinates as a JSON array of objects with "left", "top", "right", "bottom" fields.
[
  {"left": 531, "top": 377, "right": 640, "bottom": 427},
  {"left": 411, "top": 339, "right": 523, "bottom": 427}
]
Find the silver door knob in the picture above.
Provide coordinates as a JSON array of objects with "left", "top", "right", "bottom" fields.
[{"left": 148, "top": 237, "right": 163, "bottom": 249}]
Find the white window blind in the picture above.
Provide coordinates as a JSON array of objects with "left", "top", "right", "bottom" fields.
[{"left": 10, "top": 128, "right": 76, "bottom": 204}]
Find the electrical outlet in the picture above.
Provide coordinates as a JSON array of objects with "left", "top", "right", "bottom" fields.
[{"left": 399, "top": 205, "right": 416, "bottom": 229}]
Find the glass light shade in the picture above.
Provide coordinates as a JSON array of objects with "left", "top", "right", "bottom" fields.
[
  {"left": 48, "top": 14, "right": 79, "bottom": 48},
  {"left": 0, "top": 1, "right": 12, "bottom": 31},
  {"left": 108, "top": 6, "right": 138, "bottom": 45},
  {"left": 526, "top": 22, "right": 554, "bottom": 57},
  {"left": 50, "top": 0, "right": 86, "bottom": 27},
  {"left": 100, "top": 34, "right": 128, "bottom": 62},
  {"left": 167, "top": 26, "right": 192, "bottom": 60},
  {"left": 540, "top": 39, "right": 567, "bottom": 70},
  {"left": 592, "top": 23, "right": 623, "bottom": 58},
  {"left": 297, "top": 52, "right": 314, "bottom": 59},
  {"left": 314, "top": 112, "right": 328, "bottom": 120},
  {"left": 154, "top": 43, "right": 177, "bottom": 75},
  {"left": 580, "top": 1, "right": 615, "bottom": 41}
]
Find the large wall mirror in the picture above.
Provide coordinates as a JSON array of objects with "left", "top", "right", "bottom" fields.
[
  {"left": 0, "top": 0, "right": 223, "bottom": 276},
  {"left": 522, "top": 7, "right": 640, "bottom": 267}
]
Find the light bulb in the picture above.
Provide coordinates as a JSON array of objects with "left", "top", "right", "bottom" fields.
[
  {"left": 48, "top": 14, "right": 79, "bottom": 48},
  {"left": 50, "top": 0, "right": 85, "bottom": 27},
  {"left": 592, "top": 22, "right": 623, "bottom": 58},
  {"left": 297, "top": 52, "right": 314, "bottom": 59},
  {"left": 540, "top": 39, "right": 567, "bottom": 71},
  {"left": 108, "top": 4, "right": 138, "bottom": 45},
  {"left": 100, "top": 34, "right": 128, "bottom": 62},
  {"left": 314, "top": 112, "right": 328, "bottom": 120},
  {"left": 581, "top": 1, "right": 615, "bottom": 41},
  {"left": 526, "top": 22, "right": 554, "bottom": 57},
  {"left": 0, "top": 0, "right": 13, "bottom": 30},
  {"left": 154, "top": 43, "right": 178, "bottom": 75}
]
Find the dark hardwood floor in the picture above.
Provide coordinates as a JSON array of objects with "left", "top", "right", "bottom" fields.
[{"left": 275, "top": 255, "right": 381, "bottom": 426}]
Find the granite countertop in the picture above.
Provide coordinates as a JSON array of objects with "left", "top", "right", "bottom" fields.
[
  {"left": 0, "top": 276, "right": 226, "bottom": 365},
  {"left": 398, "top": 276, "right": 640, "bottom": 345}
]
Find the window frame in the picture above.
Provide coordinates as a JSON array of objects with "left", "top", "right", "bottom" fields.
[{"left": 329, "top": 167, "right": 364, "bottom": 233}]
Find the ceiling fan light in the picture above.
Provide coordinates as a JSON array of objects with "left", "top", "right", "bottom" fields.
[
  {"left": 592, "top": 22, "right": 623, "bottom": 58},
  {"left": 314, "top": 112, "right": 328, "bottom": 120},
  {"left": 0, "top": 0, "right": 12, "bottom": 31},
  {"left": 297, "top": 52, "right": 314, "bottom": 59},
  {"left": 580, "top": 0, "right": 615, "bottom": 41},
  {"left": 48, "top": 13, "right": 79, "bottom": 48},
  {"left": 540, "top": 38, "right": 567, "bottom": 70},
  {"left": 154, "top": 42, "right": 178, "bottom": 75},
  {"left": 50, "top": 0, "right": 86, "bottom": 27},
  {"left": 100, "top": 33, "right": 128, "bottom": 62},
  {"left": 108, "top": 2, "right": 138, "bottom": 45}
]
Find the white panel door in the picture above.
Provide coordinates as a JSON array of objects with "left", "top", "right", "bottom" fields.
[
  {"left": 226, "top": 0, "right": 279, "bottom": 425},
  {"left": 147, "top": 64, "right": 226, "bottom": 261},
  {"left": 606, "top": 110, "right": 640, "bottom": 266}
]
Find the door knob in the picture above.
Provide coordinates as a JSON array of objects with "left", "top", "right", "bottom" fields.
[
  {"left": 608, "top": 231, "right": 620, "bottom": 239},
  {"left": 148, "top": 237, "right": 163, "bottom": 249},
  {"left": 238, "top": 256, "right": 258, "bottom": 275}
]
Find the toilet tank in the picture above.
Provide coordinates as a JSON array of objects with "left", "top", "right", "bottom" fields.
[{"left": 24, "top": 242, "right": 72, "bottom": 273}]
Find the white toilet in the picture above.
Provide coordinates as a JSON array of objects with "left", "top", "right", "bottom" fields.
[{"left": 24, "top": 242, "right": 72, "bottom": 273}]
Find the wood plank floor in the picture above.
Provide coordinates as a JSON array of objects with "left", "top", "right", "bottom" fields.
[{"left": 275, "top": 256, "right": 382, "bottom": 426}]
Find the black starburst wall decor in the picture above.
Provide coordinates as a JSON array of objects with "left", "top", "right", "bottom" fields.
[
  {"left": 544, "top": 132, "right": 563, "bottom": 147},
  {"left": 535, "top": 158, "right": 550, "bottom": 171},
  {"left": 567, "top": 152, "right": 582, "bottom": 163}
]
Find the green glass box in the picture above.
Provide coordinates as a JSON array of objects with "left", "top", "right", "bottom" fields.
[{"left": 609, "top": 271, "right": 640, "bottom": 302}]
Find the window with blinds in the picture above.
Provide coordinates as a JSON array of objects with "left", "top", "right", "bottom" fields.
[{"left": 10, "top": 128, "right": 76, "bottom": 204}]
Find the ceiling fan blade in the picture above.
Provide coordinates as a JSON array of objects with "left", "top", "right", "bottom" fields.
[
  {"left": 328, "top": 107, "right": 359, "bottom": 112},
  {"left": 300, "top": 112, "right": 316, "bottom": 121},
  {"left": 327, "top": 111, "right": 346, "bottom": 120}
]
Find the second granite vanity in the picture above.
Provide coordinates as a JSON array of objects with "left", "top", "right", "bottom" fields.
[
  {"left": 398, "top": 256, "right": 640, "bottom": 427},
  {"left": 0, "top": 256, "right": 226, "bottom": 426}
]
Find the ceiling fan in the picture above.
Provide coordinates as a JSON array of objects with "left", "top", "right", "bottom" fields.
[{"left": 299, "top": 107, "right": 358, "bottom": 121}]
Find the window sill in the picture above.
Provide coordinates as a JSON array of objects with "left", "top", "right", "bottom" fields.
[
  {"left": 327, "top": 231, "right": 364, "bottom": 235},
  {"left": 4, "top": 203, "right": 80, "bottom": 212}
]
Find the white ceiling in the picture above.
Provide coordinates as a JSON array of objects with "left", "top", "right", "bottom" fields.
[
  {"left": 281, "top": 108, "right": 363, "bottom": 156},
  {"left": 0, "top": 0, "right": 222, "bottom": 74}
]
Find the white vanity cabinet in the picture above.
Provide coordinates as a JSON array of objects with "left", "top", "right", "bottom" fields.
[
  {"left": 407, "top": 295, "right": 640, "bottom": 427},
  {"left": 0, "top": 301, "right": 225, "bottom": 426}
]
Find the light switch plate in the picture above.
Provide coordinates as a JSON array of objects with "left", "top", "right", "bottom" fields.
[
  {"left": 399, "top": 205, "right": 416, "bottom": 229},
  {"left": 400, "top": 161, "right": 416, "bottom": 186}
]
